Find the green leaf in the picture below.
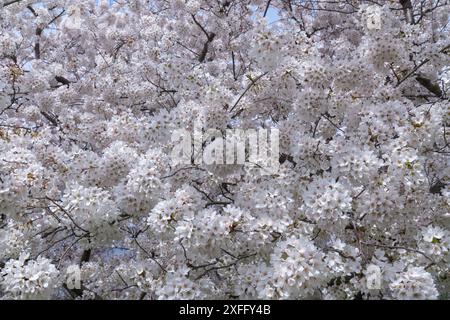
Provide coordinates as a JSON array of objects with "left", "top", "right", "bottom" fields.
[{"left": 431, "top": 237, "right": 441, "bottom": 244}]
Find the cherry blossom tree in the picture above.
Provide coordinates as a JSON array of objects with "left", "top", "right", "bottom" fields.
[{"left": 0, "top": 0, "right": 449, "bottom": 300}]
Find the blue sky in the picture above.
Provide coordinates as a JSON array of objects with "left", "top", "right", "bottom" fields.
[{"left": 265, "top": 6, "right": 279, "bottom": 24}]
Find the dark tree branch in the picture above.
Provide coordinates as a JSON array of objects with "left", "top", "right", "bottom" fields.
[{"left": 191, "top": 14, "right": 216, "bottom": 62}]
